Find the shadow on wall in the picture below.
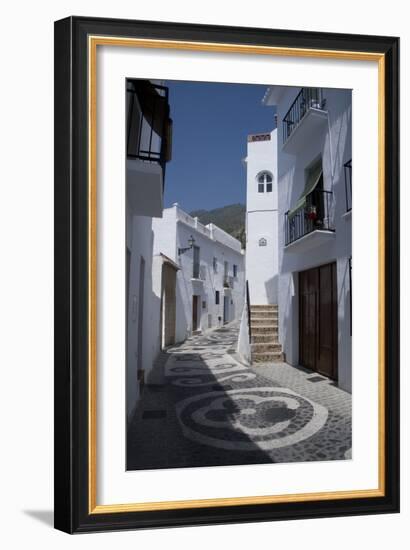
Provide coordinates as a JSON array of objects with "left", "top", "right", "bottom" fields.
[
  {"left": 264, "top": 274, "right": 278, "bottom": 304},
  {"left": 127, "top": 281, "right": 162, "bottom": 422},
  {"left": 337, "top": 258, "right": 352, "bottom": 392},
  {"left": 175, "top": 271, "right": 190, "bottom": 343}
]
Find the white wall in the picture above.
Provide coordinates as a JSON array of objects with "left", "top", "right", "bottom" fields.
[
  {"left": 126, "top": 210, "right": 165, "bottom": 419},
  {"left": 245, "top": 130, "right": 279, "bottom": 304},
  {"left": 272, "top": 87, "right": 352, "bottom": 390},
  {"left": 153, "top": 205, "right": 245, "bottom": 340},
  {"left": 3, "top": 2, "right": 408, "bottom": 549},
  {"left": 237, "top": 293, "right": 252, "bottom": 365}
]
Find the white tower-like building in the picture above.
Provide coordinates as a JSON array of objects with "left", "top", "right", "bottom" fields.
[{"left": 245, "top": 129, "right": 278, "bottom": 305}]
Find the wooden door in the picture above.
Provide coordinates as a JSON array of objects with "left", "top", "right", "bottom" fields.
[
  {"left": 193, "top": 246, "right": 200, "bottom": 278},
  {"left": 192, "top": 295, "right": 199, "bottom": 331},
  {"left": 299, "top": 262, "right": 338, "bottom": 379},
  {"left": 223, "top": 296, "right": 229, "bottom": 324},
  {"left": 162, "top": 263, "right": 177, "bottom": 347}
]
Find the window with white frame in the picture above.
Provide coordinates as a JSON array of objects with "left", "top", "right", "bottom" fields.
[{"left": 257, "top": 171, "right": 273, "bottom": 193}]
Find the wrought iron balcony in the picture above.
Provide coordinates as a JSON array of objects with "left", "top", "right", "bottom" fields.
[
  {"left": 126, "top": 79, "right": 172, "bottom": 174},
  {"left": 285, "top": 189, "right": 334, "bottom": 246},
  {"left": 344, "top": 159, "right": 352, "bottom": 212},
  {"left": 282, "top": 88, "right": 326, "bottom": 145}
]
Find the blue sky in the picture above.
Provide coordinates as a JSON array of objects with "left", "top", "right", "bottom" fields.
[{"left": 163, "top": 80, "right": 276, "bottom": 212}]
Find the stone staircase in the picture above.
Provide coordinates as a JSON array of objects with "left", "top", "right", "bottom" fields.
[{"left": 250, "top": 305, "right": 283, "bottom": 363}]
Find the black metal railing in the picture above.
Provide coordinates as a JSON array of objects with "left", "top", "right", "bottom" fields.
[
  {"left": 344, "top": 159, "right": 352, "bottom": 212},
  {"left": 126, "top": 80, "right": 172, "bottom": 173},
  {"left": 282, "top": 88, "right": 325, "bottom": 143},
  {"left": 246, "top": 280, "right": 251, "bottom": 341},
  {"left": 285, "top": 189, "right": 334, "bottom": 246}
]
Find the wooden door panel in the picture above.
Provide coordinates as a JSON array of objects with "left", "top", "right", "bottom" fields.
[
  {"left": 192, "top": 295, "right": 198, "bottom": 331},
  {"left": 299, "top": 263, "right": 338, "bottom": 380}
]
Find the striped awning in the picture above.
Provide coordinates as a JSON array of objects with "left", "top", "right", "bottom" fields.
[{"left": 288, "top": 164, "right": 323, "bottom": 219}]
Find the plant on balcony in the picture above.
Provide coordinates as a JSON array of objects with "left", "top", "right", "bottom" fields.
[{"left": 306, "top": 205, "right": 317, "bottom": 221}]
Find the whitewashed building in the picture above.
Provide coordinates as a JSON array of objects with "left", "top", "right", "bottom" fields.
[
  {"left": 152, "top": 204, "right": 245, "bottom": 343},
  {"left": 263, "top": 86, "right": 352, "bottom": 392},
  {"left": 244, "top": 130, "right": 279, "bottom": 305},
  {"left": 243, "top": 129, "right": 282, "bottom": 363},
  {"left": 126, "top": 79, "right": 172, "bottom": 420}
]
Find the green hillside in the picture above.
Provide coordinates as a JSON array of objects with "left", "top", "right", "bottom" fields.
[{"left": 189, "top": 203, "right": 246, "bottom": 248}]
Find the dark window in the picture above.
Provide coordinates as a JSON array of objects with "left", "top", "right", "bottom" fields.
[
  {"left": 213, "top": 257, "right": 218, "bottom": 272},
  {"left": 266, "top": 183, "right": 272, "bottom": 192},
  {"left": 193, "top": 246, "right": 200, "bottom": 278},
  {"left": 233, "top": 265, "right": 238, "bottom": 278},
  {"left": 215, "top": 291, "right": 220, "bottom": 305},
  {"left": 258, "top": 183, "right": 264, "bottom": 193},
  {"left": 258, "top": 171, "right": 272, "bottom": 184}
]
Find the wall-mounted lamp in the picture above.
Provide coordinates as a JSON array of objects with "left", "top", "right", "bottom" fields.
[{"left": 178, "top": 235, "right": 195, "bottom": 256}]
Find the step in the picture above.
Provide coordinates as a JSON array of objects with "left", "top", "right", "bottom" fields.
[
  {"left": 251, "top": 325, "right": 279, "bottom": 334},
  {"left": 251, "top": 310, "right": 278, "bottom": 317},
  {"left": 252, "top": 332, "right": 278, "bottom": 343},
  {"left": 251, "top": 315, "right": 278, "bottom": 322},
  {"left": 251, "top": 342, "right": 282, "bottom": 353},
  {"left": 250, "top": 305, "right": 278, "bottom": 312},
  {"left": 252, "top": 351, "right": 283, "bottom": 363},
  {"left": 251, "top": 319, "right": 278, "bottom": 327}
]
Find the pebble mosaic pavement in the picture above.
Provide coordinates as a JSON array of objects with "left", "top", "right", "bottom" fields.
[{"left": 127, "top": 321, "right": 352, "bottom": 470}]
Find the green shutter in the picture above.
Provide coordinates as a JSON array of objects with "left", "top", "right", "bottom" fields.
[{"left": 288, "top": 164, "right": 323, "bottom": 219}]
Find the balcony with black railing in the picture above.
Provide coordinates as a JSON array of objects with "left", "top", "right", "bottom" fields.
[
  {"left": 344, "top": 159, "right": 352, "bottom": 213},
  {"left": 282, "top": 88, "right": 327, "bottom": 154},
  {"left": 127, "top": 80, "right": 172, "bottom": 174},
  {"left": 285, "top": 189, "right": 335, "bottom": 249},
  {"left": 126, "top": 79, "right": 173, "bottom": 217}
]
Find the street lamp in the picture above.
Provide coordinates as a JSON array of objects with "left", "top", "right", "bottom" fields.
[{"left": 178, "top": 235, "right": 195, "bottom": 256}]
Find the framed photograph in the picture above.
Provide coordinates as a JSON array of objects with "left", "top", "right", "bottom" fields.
[{"left": 54, "top": 16, "right": 399, "bottom": 533}]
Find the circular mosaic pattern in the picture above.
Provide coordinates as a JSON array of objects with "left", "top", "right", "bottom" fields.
[{"left": 176, "top": 387, "right": 328, "bottom": 451}]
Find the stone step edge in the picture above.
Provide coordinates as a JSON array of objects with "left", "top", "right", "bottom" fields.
[
  {"left": 252, "top": 355, "right": 283, "bottom": 361},
  {"left": 251, "top": 343, "right": 281, "bottom": 348},
  {"left": 251, "top": 317, "right": 278, "bottom": 321}
]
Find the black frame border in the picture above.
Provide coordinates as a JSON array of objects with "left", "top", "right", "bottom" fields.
[{"left": 54, "top": 16, "right": 400, "bottom": 534}]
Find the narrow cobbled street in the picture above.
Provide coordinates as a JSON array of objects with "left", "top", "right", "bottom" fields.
[{"left": 127, "top": 321, "right": 351, "bottom": 470}]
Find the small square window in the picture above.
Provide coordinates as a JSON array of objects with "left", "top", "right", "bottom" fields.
[{"left": 258, "top": 183, "right": 264, "bottom": 193}]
